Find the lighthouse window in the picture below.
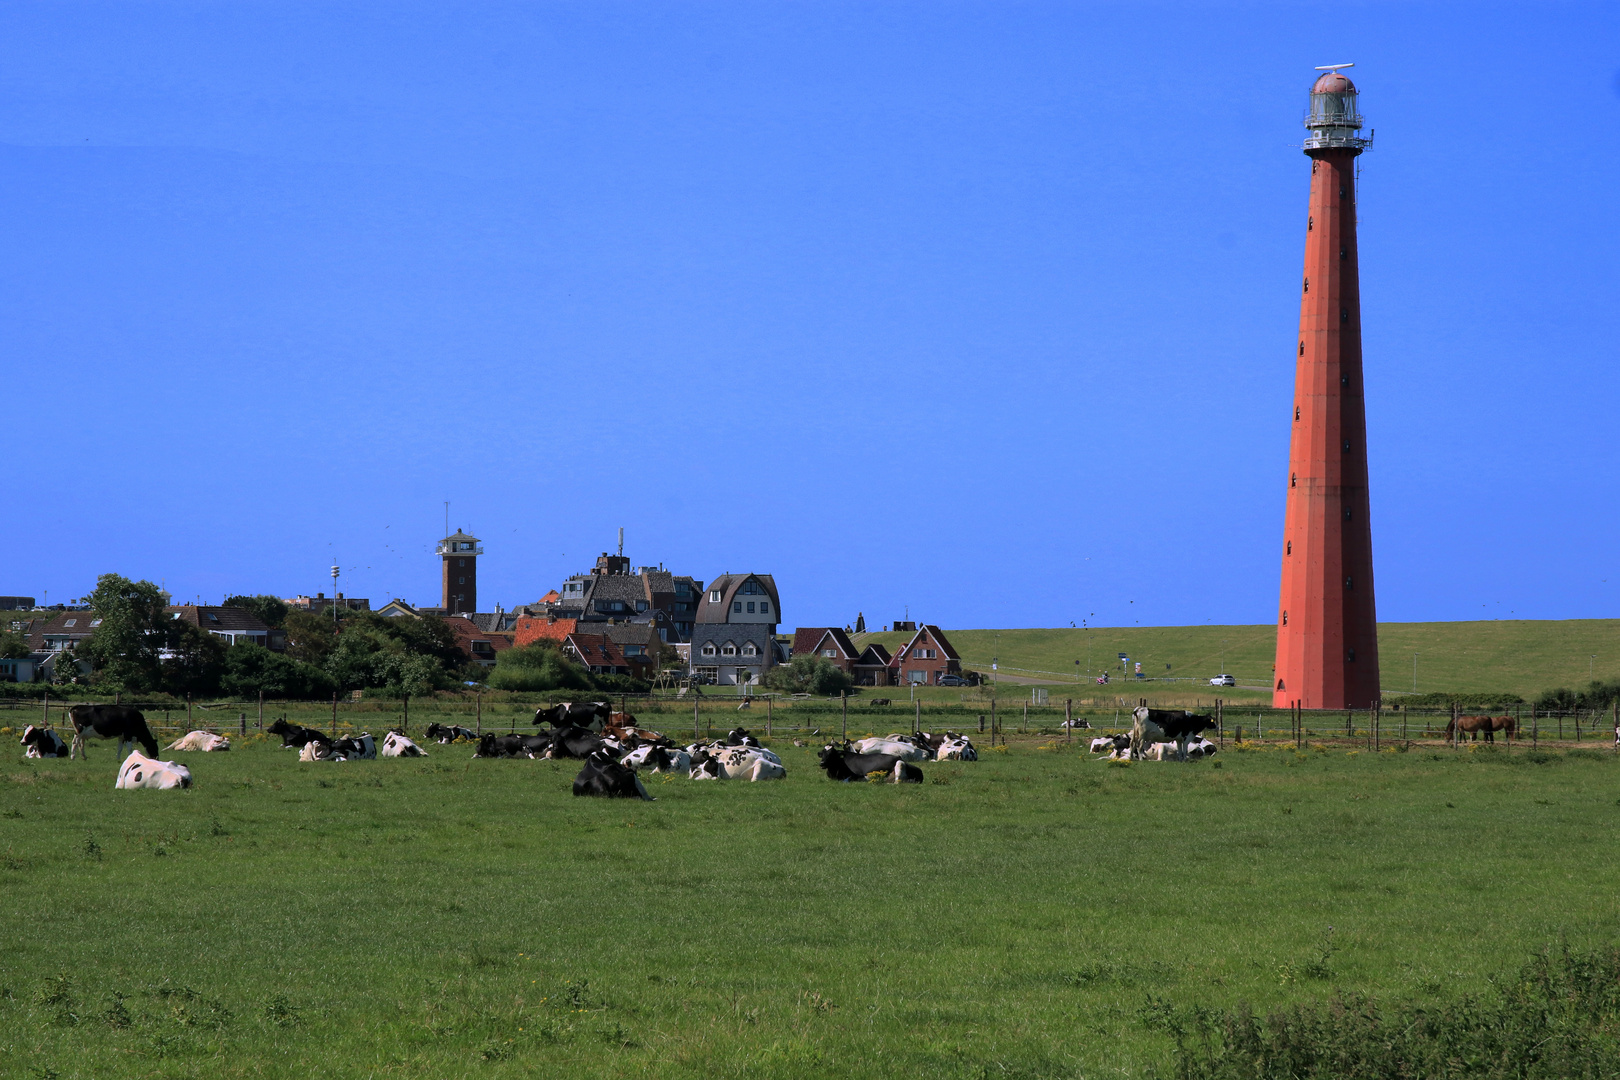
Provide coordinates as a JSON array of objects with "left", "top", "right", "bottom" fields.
[
  {"left": 1347, "top": 648, "right": 1357, "bottom": 662},
  {"left": 1281, "top": 611, "right": 1288, "bottom": 626},
  {"left": 458, "top": 559, "right": 465, "bottom": 568},
  {"left": 1295, "top": 406, "right": 1301, "bottom": 421},
  {"left": 1290, "top": 473, "right": 1296, "bottom": 488},
  {"left": 1343, "top": 440, "right": 1351, "bottom": 452},
  {"left": 1339, "top": 185, "right": 1346, "bottom": 197},
  {"left": 458, "top": 577, "right": 465, "bottom": 585},
  {"left": 1345, "top": 576, "right": 1354, "bottom": 589},
  {"left": 1340, "top": 246, "right": 1347, "bottom": 261},
  {"left": 1299, "top": 341, "right": 1305, "bottom": 356},
  {"left": 1341, "top": 307, "right": 1349, "bottom": 323},
  {"left": 1341, "top": 374, "right": 1349, "bottom": 386},
  {"left": 1344, "top": 508, "right": 1353, "bottom": 520},
  {"left": 1286, "top": 541, "right": 1292, "bottom": 555},
  {"left": 1307, "top": 216, "right": 1313, "bottom": 231},
  {"left": 1303, "top": 277, "right": 1309, "bottom": 293}
]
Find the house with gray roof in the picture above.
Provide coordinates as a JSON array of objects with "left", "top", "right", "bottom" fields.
[{"left": 690, "top": 573, "right": 783, "bottom": 686}]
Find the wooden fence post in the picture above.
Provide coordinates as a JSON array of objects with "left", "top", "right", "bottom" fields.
[
  {"left": 991, "top": 697, "right": 997, "bottom": 745},
  {"left": 766, "top": 695, "right": 772, "bottom": 738},
  {"left": 693, "top": 698, "right": 700, "bottom": 741},
  {"left": 915, "top": 698, "right": 921, "bottom": 736},
  {"left": 978, "top": 713, "right": 984, "bottom": 733},
  {"left": 403, "top": 692, "right": 410, "bottom": 732},
  {"left": 1022, "top": 702, "right": 1027, "bottom": 735},
  {"left": 1065, "top": 699, "right": 1072, "bottom": 742},
  {"left": 257, "top": 690, "right": 264, "bottom": 731},
  {"left": 187, "top": 692, "right": 193, "bottom": 725},
  {"left": 331, "top": 692, "right": 337, "bottom": 737},
  {"left": 42, "top": 692, "right": 48, "bottom": 730},
  {"left": 841, "top": 691, "right": 847, "bottom": 742},
  {"left": 1532, "top": 713, "right": 1538, "bottom": 748},
  {"left": 239, "top": 711, "right": 246, "bottom": 737}
]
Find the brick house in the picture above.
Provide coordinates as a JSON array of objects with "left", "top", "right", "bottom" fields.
[
  {"left": 892, "top": 624, "right": 963, "bottom": 686},
  {"left": 549, "top": 553, "right": 703, "bottom": 642},
  {"left": 443, "top": 615, "right": 513, "bottom": 668},
  {"left": 791, "top": 628, "right": 859, "bottom": 673},
  {"left": 853, "top": 643, "right": 895, "bottom": 686},
  {"left": 562, "top": 633, "right": 654, "bottom": 680},
  {"left": 514, "top": 615, "right": 578, "bottom": 647}
]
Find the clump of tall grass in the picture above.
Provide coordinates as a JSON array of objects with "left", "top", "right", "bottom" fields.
[{"left": 1154, "top": 943, "right": 1620, "bottom": 1080}]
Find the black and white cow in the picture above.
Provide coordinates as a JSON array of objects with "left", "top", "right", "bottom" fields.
[
  {"left": 817, "top": 742, "right": 918, "bottom": 783},
  {"left": 573, "top": 751, "right": 654, "bottom": 800},
  {"left": 115, "top": 752, "right": 192, "bottom": 789},
  {"left": 381, "top": 731, "right": 426, "bottom": 758},
  {"left": 1129, "top": 707, "right": 1218, "bottom": 762},
  {"left": 165, "top": 730, "right": 231, "bottom": 752},
  {"left": 331, "top": 733, "right": 377, "bottom": 760},
  {"left": 424, "top": 723, "right": 478, "bottom": 744},
  {"left": 267, "top": 719, "right": 331, "bottom": 751},
  {"left": 545, "top": 725, "right": 604, "bottom": 760},
  {"left": 535, "top": 702, "right": 611, "bottom": 731},
  {"left": 66, "top": 704, "right": 160, "bottom": 761},
  {"left": 620, "top": 744, "right": 691, "bottom": 774},
  {"left": 724, "top": 728, "right": 762, "bottom": 748},
  {"left": 1090, "top": 733, "right": 1131, "bottom": 755},
  {"left": 20, "top": 725, "right": 69, "bottom": 758}
]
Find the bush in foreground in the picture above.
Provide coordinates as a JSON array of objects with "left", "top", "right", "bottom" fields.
[{"left": 1158, "top": 943, "right": 1620, "bottom": 1080}]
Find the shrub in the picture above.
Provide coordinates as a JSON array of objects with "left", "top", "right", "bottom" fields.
[
  {"left": 1159, "top": 943, "right": 1620, "bottom": 1080},
  {"left": 764, "top": 655, "right": 854, "bottom": 696},
  {"left": 219, "top": 644, "right": 335, "bottom": 700},
  {"left": 1535, "top": 679, "right": 1620, "bottom": 712},
  {"left": 487, "top": 642, "right": 594, "bottom": 693}
]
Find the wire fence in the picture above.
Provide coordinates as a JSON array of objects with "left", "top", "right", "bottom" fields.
[{"left": 4, "top": 692, "right": 1617, "bottom": 751}]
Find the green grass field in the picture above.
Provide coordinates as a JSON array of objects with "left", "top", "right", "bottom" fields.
[
  {"left": 3, "top": 730, "right": 1618, "bottom": 1079},
  {"left": 858, "top": 619, "right": 1620, "bottom": 704}
]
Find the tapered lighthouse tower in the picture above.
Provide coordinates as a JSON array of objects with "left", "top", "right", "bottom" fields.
[{"left": 1273, "top": 66, "right": 1380, "bottom": 709}]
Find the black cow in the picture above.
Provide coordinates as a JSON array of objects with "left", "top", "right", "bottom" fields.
[
  {"left": 573, "top": 751, "right": 654, "bottom": 800},
  {"left": 425, "top": 723, "right": 478, "bottom": 743},
  {"left": 534, "top": 702, "right": 611, "bottom": 731},
  {"left": 20, "top": 725, "right": 70, "bottom": 758},
  {"left": 474, "top": 733, "right": 552, "bottom": 758},
  {"left": 267, "top": 719, "right": 331, "bottom": 750},
  {"left": 1130, "top": 707, "right": 1218, "bottom": 762},
  {"left": 724, "top": 728, "right": 761, "bottom": 747},
  {"left": 67, "top": 704, "right": 160, "bottom": 761},
  {"left": 546, "top": 725, "right": 603, "bottom": 760},
  {"left": 817, "top": 742, "right": 917, "bottom": 783}
]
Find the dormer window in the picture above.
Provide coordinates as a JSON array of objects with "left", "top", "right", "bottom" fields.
[
  {"left": 721, "top": 642, "right": 737, "bottom": 657},
  {"left": 741, "top": 643, "right": 758, "bottom": 657},
  {"left": 709, "top": 590, "right": 722, "bottom": 603},
  {"left": 636, "top": 601, "right": 647, "bottom": 612},
  {"left": 701, "top": 643, "right": 717, "bottom": 657}
]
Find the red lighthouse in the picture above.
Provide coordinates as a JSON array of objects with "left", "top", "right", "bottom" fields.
[{"left": 1273, "top": 66, "right": 1380, "bottom": 710}]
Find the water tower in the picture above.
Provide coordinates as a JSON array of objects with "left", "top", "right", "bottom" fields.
[
  {"left": 439, "top": 529, "right": 483, "bottom": 615},
  {"left": 1273, "top": 65, "right": 1381, "bottom": 710}
]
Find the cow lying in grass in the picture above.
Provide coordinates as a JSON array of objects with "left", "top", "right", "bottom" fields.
[
  {"left": 381, "top": 732, "right": 426, "bottom": 758},
  {"left": 474, "top": 733, "right": 552, "bottom": 758},
  {"left": 20, "top": 725, "right": 69, "bottom": 758},
  {"left": 165, "top": 731, "right": 231, "bottom": 752},
  {"left": 688, "top": 742, "right": 785, "bottom": 781},
  {"left": 1143, "top": 737, "right": 1217, "bottom": 760},
  {"left": 573, "top": 751, "right": 654, "bottom": 800},
  {"left": 852, "top": 735, "right": 932, "bottom": 762},
  {"left": 817, "top": 742, "right": 923, "bottom": 783},
  {"left": 268, "top": 719, "right": 330, "bottom": 751},
  {"left": 620, "top": 744, "right": 691, "bottom": 774},
  {"left": 424, "top": 723, "right": 477, "bottom": 744},
  {"left": 115, "top": 752, "right": 192, "bottom": 790}
]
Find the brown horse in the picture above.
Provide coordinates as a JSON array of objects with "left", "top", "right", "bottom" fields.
[{"left": 1445, "top": 714, "right": 1515, "bottom": 743}]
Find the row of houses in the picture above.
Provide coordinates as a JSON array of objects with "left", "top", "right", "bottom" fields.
[{"left": 790, "top": 624, "right": 970, "bottom": 687}]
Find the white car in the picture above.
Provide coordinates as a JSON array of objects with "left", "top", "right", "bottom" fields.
[{"left": 1209, "top": 674, "right": 1235, "bottom": 687}]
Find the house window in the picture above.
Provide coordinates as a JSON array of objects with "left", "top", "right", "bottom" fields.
[
  {"left": 459, "top": 559, "right": 465, "bottom": 567},
  {"left": 64, "top": 619, "right": 76, "bottom": 627},
  {"left": 701, "top": 643, "right": 717, "bottom": 657},
  {"left": 742, "top": 643, "right": 758, "bottom": 656},
  {"left": 741, "top": 581, "right": 762, "bottom": 595},
  {"left": 625, "top": 645, "right": 644, "bottom": 656},
  {"left": 722, "top": 643, "right": 737, "bottom": 656},
  {"left": 459, "top": 577, "right": 465, "bottom": 585},
  {"left": 746, "top": 602, "right": 755, "bottom": 613},
  {"left": 637, "top": 601, "right": 647, "bottom": 612},
  {"left": 90, "top": 619, "right": 101, "bottom": 627},
  {"left": 709, "top": 590, "right": 722, "bottom": 603},
  {"left": 822, "top": 649, "right": 835, "bottom": 658},
  {"left": 760, "top": 601, "right": 769, "bottom": 613},
  {"left": 733, "top": 602, "right": 742, "bottom": 613}
]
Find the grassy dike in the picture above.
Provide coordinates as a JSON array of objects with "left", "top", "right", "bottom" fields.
[{"left": 2, "top": 734, "right": 1618, "bottom": 1078}]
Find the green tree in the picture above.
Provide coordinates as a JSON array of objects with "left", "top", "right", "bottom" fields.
[
  {"left": 487, "top": 641, "right": 594, "bottom": 692},
  {"left": 763, "top": 654, "right": 854, "bottom": 696},
  {"left": 160, "top": 621, "right": 228, "bottom": 697},
  {"left": 0, "top": 630, "right": 29, "bottom": 660},
  {"left": 53, "top": 645, "right": 81, "bottom": 685},
  {"left": 220, "top": 643, "right": 335, "bottom": 699},
  {"left": 80, "top": 573, "right": 171, "bottom": 691},
  {"left": 222, "top": 594, "right": 290, "bottom": 629}
]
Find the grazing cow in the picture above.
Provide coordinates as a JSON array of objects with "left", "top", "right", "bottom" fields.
[
  {"left": 573, "top": 751, "right": 654, "bottom": 800},
  {"left": 1130, "top": 707, "right": 1217, "bottom": 762},
  {"left": 935, "top": 735, "right": 977, "bottom": 761},
  {"left": 817, "top": 742, "right": 914, "bottom": 783},
  {"left": 67, "top": 704, "right": 160, "bottom": 761},
  {"left": 115, "top": 752, "right": 193, "bottom": 790},
  {"left": 620, "top": 744, "right": 691, "bottom": 774},
  {"left": 424, "top": 723, "right": 477, "bottom": 744},
  {"left": 331, "top": 733, "right": 377, "bottom": 760},
  {"left": 381, "top": 732, "right": 426, "bottom": 758},
  {"left": 267, "top": 719, "right": 331, "bottom": 750},
  {"left": 534, "top": 702, "right": 611, "bottom": 731},
  {"left": 852, "top": 736, "right": 931, "bottom": 762},
  {"left": 20, "top": 725, "right": 69, "bottom": 758},
  {"left": 164, "top": 731, "right": 231, "bottom": 752},
  {"left": 691, "top": 744, "right": 785, "bottom": 781}
]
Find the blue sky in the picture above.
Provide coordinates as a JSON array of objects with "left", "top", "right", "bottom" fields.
[{"left": 5, "top": 2, "right": 1617, "bottom": 630}]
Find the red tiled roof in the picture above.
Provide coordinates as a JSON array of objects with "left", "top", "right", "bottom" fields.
[
  {"left": 792, "top": 628, "right": 857, "bottom": 660},
  {"left": 515, "top": 616, "right": 577, "bottom": 647}
]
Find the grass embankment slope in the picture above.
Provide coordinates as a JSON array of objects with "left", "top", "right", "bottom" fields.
[
  {"left": 857, "top": 619, "right": 1620, "bottom": 702},
  {"left": 3, "top": 739, "right": 1619, "bottom": 1078}
]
